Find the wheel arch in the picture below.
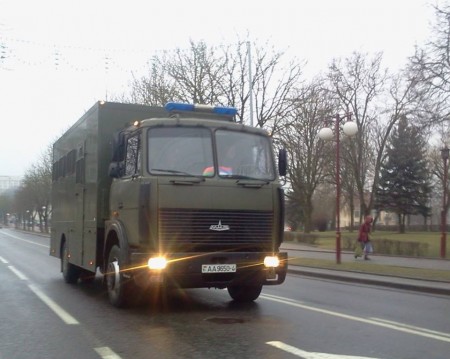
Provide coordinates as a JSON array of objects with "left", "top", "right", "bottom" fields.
[{"left": 103, "top": 220, "right": 130, "bottom": 272}]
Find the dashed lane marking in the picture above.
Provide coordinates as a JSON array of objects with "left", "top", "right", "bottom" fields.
[
  {"left": 0, "top": 246, "right": 123, "bottom": 358},
  {"left": 94, "top": 347, "right": 123, "bottom": 359},
  {"left": 28, "top": 284, "right": 79, "bottom": 325},
  {"left": 8, "top": 265, "right": 28, "bottom": 280}
]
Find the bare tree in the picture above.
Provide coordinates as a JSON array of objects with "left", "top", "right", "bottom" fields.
[
  {"left": 0, "top": 191, "right": 14, "bottom": 226},
  {"left": 250, "top": 43, "right": 303, "bottom": 136},
  {"left": 282, "top": 80, "right": 335, "bottom": 232},
  {"left": 166, "top": 41, "right": 227, "bottom": 104},
  {"left": 127, "top": 56, "right": 178, "bottom": 105},
  {"left": 409, "top": 3, "right": 450, "bottom": 126},
  {"left": 326, "top": 52, "right": 387, "bottom": 221},
  {"left": 15, "top": 145, "right": 52, "bottom": 232},
  {"left": 124, "top": 39, "right": 303, "bottom": 138},
  {"left": 430, "top": 123, "right": 450, "bottom": 219},
  {"left": 325, "top": 52, "right": 422, "bottom": 225}
]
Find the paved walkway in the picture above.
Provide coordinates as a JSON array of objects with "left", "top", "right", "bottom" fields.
[{"left": 280, "top": 242, "right": 450, "bottom": 295}]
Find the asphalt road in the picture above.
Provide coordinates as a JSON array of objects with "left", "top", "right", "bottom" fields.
[{"left": 1, "top": 228, "right": 450, "bottom": 359}]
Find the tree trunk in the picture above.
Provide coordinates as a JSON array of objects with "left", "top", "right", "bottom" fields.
[
  {"left": 348, "top": 194, "right": 355, "bottom": 232},
  {"left": 398, "top": 213, "right": 406, "bottom": 233},
  {"left": 303, "top": 195, "right": 313, "bottom": 233},
  {"left": 422, "top": 215, "right": 428, "bottom": 231},
  {"left": 372, "top": 211, "right": 380, "bottom": 232}
]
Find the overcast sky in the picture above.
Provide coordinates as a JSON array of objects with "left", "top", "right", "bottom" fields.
[{"left": 0, "top": 0, "right": 441, "bottom": 177}]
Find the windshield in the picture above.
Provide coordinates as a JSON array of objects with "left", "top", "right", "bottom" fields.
[
  {"left": 216, "top": 130, "right": 275, "bottom": 180},
  {"left": 148, "top": 127, "right": 214, "bottom": 176},
  {"left": 147, "top": 127, "right": 275, "bottom": 180}
]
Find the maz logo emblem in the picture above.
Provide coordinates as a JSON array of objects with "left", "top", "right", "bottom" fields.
[{"left": 209, "top": 220, "right": 230, "bottom": 231}]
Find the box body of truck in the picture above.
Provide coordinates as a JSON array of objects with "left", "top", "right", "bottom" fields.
[{"left": 51, "top": 101, "right": 287, "bottom": 306}]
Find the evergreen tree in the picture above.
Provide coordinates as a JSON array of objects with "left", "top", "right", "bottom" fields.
[{"left": 375, "top": 116, "right": 432, "bottom": 233}]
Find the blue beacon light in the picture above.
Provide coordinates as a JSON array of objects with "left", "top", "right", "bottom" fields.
[{"left": 165, "top": 102, "right": 237, "bottom": 116}]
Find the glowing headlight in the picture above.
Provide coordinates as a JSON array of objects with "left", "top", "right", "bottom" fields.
[
  {"left": 264, "top": 256, "right": 280, "bottom": 268},
  {"left": 148, "top": 257, "right": 167, "bottom": 270}
]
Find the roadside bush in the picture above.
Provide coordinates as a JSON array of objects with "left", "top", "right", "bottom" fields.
[
  {"left": 284, "top": 231, "right": 318, "bottom": 245},
  {"left": 343, "top": 236, "right": 356, "bottom": 250},
  {"left": 372, "top": 239, "right": 428, "bottom": 257},
  {"left": 344, "top": 237, "right": 428, "bottom": 256}
]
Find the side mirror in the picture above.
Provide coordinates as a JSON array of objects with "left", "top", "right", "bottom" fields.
[
  {"left": 278, "top": 148, "right": 287, "bottom": 176},
  {"left": 111, "top": 132, "right": 126, "bottom": 162}
]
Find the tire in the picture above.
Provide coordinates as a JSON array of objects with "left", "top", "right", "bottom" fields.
[
  {"left": 61, "top": 241, "right": 80, "bottom": 284},
  {"left": 227, "top": 284, "right": 263, "bottom": 302},
  {"left": 106, "top": 245, "right": 133, "bottom": 308}
]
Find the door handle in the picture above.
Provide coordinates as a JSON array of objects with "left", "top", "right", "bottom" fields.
[{"left": 118, "top": 202, "right": 123, "bottom": 209}]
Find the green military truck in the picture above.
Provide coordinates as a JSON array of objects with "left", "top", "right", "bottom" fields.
[{"left": 51, "top": 101, "right": 288, "bottom": 307}]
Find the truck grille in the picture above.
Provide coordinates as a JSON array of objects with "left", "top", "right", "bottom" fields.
[{"left": 159, "top": 209, "right": 273, "bottom": 251}]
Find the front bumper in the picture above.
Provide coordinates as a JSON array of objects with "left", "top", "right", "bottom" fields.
[{"left": 130, "top": 251, "right": 288, "bottom": 289}]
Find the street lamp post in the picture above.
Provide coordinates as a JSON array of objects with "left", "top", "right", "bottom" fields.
[
  {"left": 441, "top": 146, "right": 449, "bottom": 259},
  {"left": 319, "top": 113, "right": 358, "bottom": 264}
]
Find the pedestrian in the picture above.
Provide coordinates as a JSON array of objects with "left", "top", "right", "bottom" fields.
[{"left": 355, "top": 215, "right": 373, "bottom": 260}]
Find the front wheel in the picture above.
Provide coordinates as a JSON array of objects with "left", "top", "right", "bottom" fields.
[
  {"left": 227, "top": 284, "right": 263, "bottom": 302},
  {"left": 106, "top": 245, "right": 134, "bottom": 308}
]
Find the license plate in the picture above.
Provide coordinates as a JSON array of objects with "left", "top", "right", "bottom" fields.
[{"left": 202, "top": 264, "right": 236, "bottom": 273}]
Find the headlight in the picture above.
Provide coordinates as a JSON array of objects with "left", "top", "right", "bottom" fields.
[
  {"left": 148, "top": 256, "right": 167, "bottom": 270},
  {"left": 264, "top": 256, "right": 280, "bottom": 268}
]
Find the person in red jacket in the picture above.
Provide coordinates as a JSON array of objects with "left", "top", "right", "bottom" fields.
[{"left": 355, "top": 215, "right": 373, "bottom": 260}]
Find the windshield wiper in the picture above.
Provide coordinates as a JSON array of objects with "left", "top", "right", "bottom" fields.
[
  {"left": 222, "top": 174, "right": 268, "bottom": 181},
  {"left": 221, "top": 174, "right": 270, "bottom": 187},
  {"left": 151, "top": 168, "right": 205, "bottom": 181}
]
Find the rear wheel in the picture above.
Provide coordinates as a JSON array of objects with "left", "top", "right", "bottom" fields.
[
  {"left": 227, "top": 284, "right": 263, "bottom": 302},
  {"left": 61, "top": 241, "right": 80, "bottom": 284},
  {"left": 106, "top": 245, "right": 134, "bottom": 308}
]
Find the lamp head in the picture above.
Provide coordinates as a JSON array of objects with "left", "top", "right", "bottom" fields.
[
  {"left": 318, "top": 127, "right": 334, "bottom": 140},
  {"left": 343, "top": 121, "right": 358, "bottom": 137}
]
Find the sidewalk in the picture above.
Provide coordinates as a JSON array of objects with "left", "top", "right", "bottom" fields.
[{"left": 281, "top": 242, "right": 450, "bottom": 296}]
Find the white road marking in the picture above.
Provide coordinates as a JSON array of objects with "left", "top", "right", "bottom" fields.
[
  {"left": 28, "top": 284, "right": 79, "bottom": 325},
  {"left": 261, "top": 294, "right": 450, "bottom": 343},
  {"left": 267, "top": 341, "right": 382, "bottom": 359},
  {"left": 94, "top": 347, "right": 123, "bottom": 359},
  {"left": 1, "top": 239, "right": 120, "bottom": 357},
  {"left": 8, "top": 265, "right": 28, "bottom": 280},
  {"left": 370, "top": 317, "right": 450, "bottom": 339},
  {"left": 0, "top": 231, "right": 49, "bottom": 248}
]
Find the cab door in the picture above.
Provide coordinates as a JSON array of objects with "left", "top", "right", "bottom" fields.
[{"left": 110, "top": 132, "right": 142, "bottom": 245}]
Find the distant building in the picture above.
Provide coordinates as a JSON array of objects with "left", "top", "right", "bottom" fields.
[{"left": 0, "top": 176, "right": 22, "bottom": 194}]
